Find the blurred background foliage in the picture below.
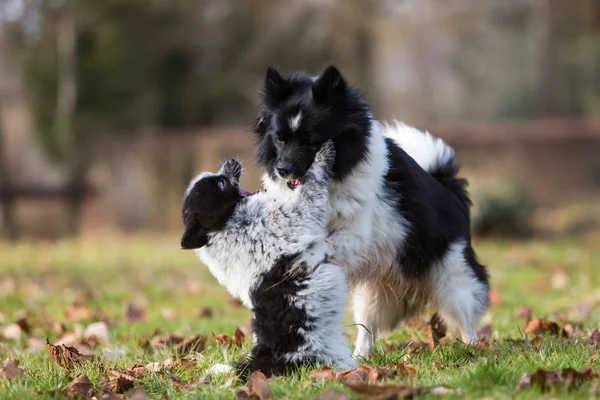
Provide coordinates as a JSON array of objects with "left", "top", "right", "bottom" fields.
[{"left": 1, "top": 0, "right": 600, "bottom": 238}]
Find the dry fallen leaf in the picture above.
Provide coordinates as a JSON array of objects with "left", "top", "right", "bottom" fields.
[
  {"left": 315, "top": 389, "right": 348, "bottom": 400},
  {"left": 103, "top": 370, "right": 135, "bottom": 394},
  {"left": 531, "top": 336, "right": 544, "bottom": 348},
  {"left": 477, "top": 325, "right": 493, "bottom": 341},
  {"left": 65, "top": 306, "right": 95, "bottom": 323},
  {"left": 197, "top": 307, "right": 213, "bottom": 318},
  {"left": 589, "top": 329, "right": 600, "bottom": 347},
  {"left": 427, "top": 313, "right": 447, "bottom": 350},
  {"left": 337, "top": 367, "right": 370, "bottom": 384},
  {"left": 234, "top": 327, "right": 246, "bottom": 347},
  {"left": 66, "top": 373, "right": 95, "bottom": 399},
  {"left": 70, "top": 374, "right": 96, "bottom": 398},
  {"left": 176, "top": 335, "right": 206, "bottom": 356},
  {"left": 343, "top": 382, "right": 420, "bottom": 399},
  {"left": 588, "top": 353, "right": 598, "bottom": 364},
  {"left": 15, "top": 316, "right": 31, "bottom": 335},
  {"left": 394, "top": 363, "right": 418, "bottom": 378},
  {"left": 525, "top": 318, "right": 563, "bottom": 336},
  {"left": 47, "top": 339, "right": 93, "bottom": 370},
  {"left": 125, "top": 304, "right": 146, "bottom": 323},
  {"left": 489, "top": 288, "right": 502, "bottom": 308},
  {"left": 1, "top": 358, "right": 24, "bottom": 379},
  {"left": 309, "top": 366, "right": 337, "bottom": 383},
  {"left": 236, "top": 371, "right": 271, "bottom": 400},
  {"left": 516, "top": 307, "right": 533, "bottom": 325},
  {"left": 518, "top": 367, "right": 598, "bottom": 392}
]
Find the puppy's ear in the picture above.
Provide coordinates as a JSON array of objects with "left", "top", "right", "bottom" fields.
[
  {"left": 262, "top": 66, "right": 291, "bottom": 108},
  {"left": 181, "top": 219, "right": 208, "bottom": 249},
  {"left": 312, "top": 65, "right": 346, "bottom": 104}
]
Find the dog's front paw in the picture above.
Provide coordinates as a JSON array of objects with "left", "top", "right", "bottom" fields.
[
  {"left": 313, "top": 140, "right": 336, "bottom": 171},
  {"left": 289, "top": 242, "right": 330, "bottom": 277},
  {"left": 208, "top": 363, "right": 234, "bottom": 376}
]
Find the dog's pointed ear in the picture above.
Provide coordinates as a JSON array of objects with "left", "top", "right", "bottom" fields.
[
  {"left": 312, "top": 65, "right": 346, "bottom": 104},
  {"left": 181, "top": 219, "right": 208, "bottom": 250},
  {"left": 262, "top": 66, "right": 290, "bottom": 108}
]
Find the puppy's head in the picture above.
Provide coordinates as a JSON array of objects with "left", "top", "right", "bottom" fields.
[
  {"left": 181, "top": 159, "right": 252, "bottom": 249},
  {"left": 254, "top": 65, "right": 371, "bottom": 190}
]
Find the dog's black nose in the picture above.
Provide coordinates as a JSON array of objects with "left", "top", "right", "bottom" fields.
[{"left": 276, "top": 162, "right": 292, "bottom": 177}]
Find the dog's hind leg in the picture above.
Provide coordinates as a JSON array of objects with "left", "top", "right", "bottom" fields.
[
  {"left": 352, "top": 280, "right": 409, "bottom": 357},
  {"left": 430, "top": 240, "right": 489, "bottom": 343}
]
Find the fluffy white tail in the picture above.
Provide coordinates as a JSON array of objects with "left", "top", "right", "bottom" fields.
[{"left": 382, "top": 121, "right": 456, "bottom": 176}]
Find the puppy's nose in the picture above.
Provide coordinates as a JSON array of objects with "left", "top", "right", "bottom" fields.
[
  {"left": 226, "top": 158, "right": 237, "bottom": 166},
  {"left": 276, "top": 162, "right": 292, "bottom": 177}
]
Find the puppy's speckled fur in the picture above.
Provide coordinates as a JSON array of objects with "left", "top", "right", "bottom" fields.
[{"left": 181, "top": 141, "right": 355, "bottom": 377}]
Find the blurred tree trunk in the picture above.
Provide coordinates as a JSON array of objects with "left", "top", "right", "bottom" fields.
[
  {"left": 0, "top": 25, "right": 18, "bottom": 240},
  {"left": 0, "top": 101, "right": 18, "bottom": 240},
  {"left": 537, "top": 0, "right": 561, "bottom": 115},
  {"left": 56, "top": 0, "right": 84, "bottom": 235}
]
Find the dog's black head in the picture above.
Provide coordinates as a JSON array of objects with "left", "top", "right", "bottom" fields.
[
  {"left": 254, "top": 65, "right": 371, "bottom": 190},
  {"left": 181, "top": 159, "right": 251, "bottom": 249}
]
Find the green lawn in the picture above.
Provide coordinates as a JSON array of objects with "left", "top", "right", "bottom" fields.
[{"left": 1, "top": 234, "right": 599, "bottom": 399}]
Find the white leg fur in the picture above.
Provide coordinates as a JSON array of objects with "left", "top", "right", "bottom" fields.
[
  {"left": 430, "top": 240, "right": 488, "bottom": 343},
  {"left": 351, "top": 281, "right": 413, "bottom": 357}
]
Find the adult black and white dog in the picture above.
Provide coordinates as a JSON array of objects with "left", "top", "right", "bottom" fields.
[
  {"left": 180, "top": 141, "right": 356, "bottom": 376},
  {"left": 253, "top": 65, "right": 490, "bottom": 357}
]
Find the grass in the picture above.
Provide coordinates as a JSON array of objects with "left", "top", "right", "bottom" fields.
[{"left": 1, "top": 233, "right": 599, "bottom": 399}]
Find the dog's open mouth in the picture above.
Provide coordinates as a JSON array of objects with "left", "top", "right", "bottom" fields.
[
  {"left": 239, "top": 188, "right": 253, "bottom": 197},
  {"left": 287, "top": 179, "right": 301, "bottom": 190}
]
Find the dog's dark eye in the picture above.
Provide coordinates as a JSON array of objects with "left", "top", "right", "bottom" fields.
[
  {"left": 218, "top": 179, "right": 227, "bottom": 190},
  {"left": 276, "top": 137, "right": 284, "bottom": 145}
]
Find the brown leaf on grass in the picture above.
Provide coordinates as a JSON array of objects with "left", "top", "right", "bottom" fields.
[
  {"left": 343, "top": 382, "right": 421, "bottom": 399},
  {"left": 517, "top": 368, "right": 598, "bottom": 392},
  {"left": 589, "top": 329, "right": 600, "bottom": 347},
  {"left": 46, "top": 339, "right": 92, "bottom": 369},
  {"left": 315, "top": 390, "right": 348, "bottom": 400},
  {"left": 588, "top": 353, "right": 598, "bottom": 364},
  {"left": 343, "top": 381, "right": 460, "bottom": 399},
  {"left": 236, "top": 371, "right": 271, "bottom": 400},
  {"left": 477, "top": 325, "right": 493, "bottom": 341},
  {"left": 489, "top": 288, "right": 502, "bottom": 308},
  {"left": 66, "top": 373, "right": 95, "bottom": 399},
  {"left": 531, "top": 336, "right": 544, "bottom": 348},
  {"left": 168, "top": 373, "right": 208, "bottom": 392},
  {"left": 103, "top": 370, "right": 135, "bottom": 394},
  {"left": 427, "top": 313, "right": 447, "bottom": 350},
  {"left": 526, "top": 318, "right": 565, "bottom": 336},
  {"left": 1, "top": 358, "right": 24, "bottom": 379},
  {"left": 234, "top": 327, "right": 246, "bottom": 347},
  {"left": 65, "top": 306, "right": 95, "bottom": 323},
  {"left": 394, "top": 363, "right": 418, "bottom": 378},
  {"left": 196, "top": 307, "right": 213, "bottom": 318},
  {"left": 125, "top": 304, "right": 146, "bottom": 323},
  {"left": 385, "top": 340, "right": 430, "bottom": 354},
  {"left": 309, "top": 366, "right": 337, "bottom": 382},
  {"left": 212, "top": 329, "right": 244, "bottom": 349},
  {"left": 15, "top": 316, "right": 31, "bottom": 335},
  {"left": 337, "top": 366, "right": 370, "bottom": 384},
  {"left": 516, "top": 307, "right": 533, "bottom": 325},
  {"left": 176, "top": 335, "right": 206, "bottom": 355}
]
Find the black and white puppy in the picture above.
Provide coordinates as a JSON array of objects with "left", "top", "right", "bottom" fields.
[
  {"left": 253, "top": 65, "right": 490, "bottom": 357},
  {"left": 180, "top": 141, "right": 356, "bottom": 377}
]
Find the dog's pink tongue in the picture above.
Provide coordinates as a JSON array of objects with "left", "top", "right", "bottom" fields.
[
  {"left": 290, "top": 179, "right": 301, "bottom": 186},
  {"left": 239, "top": 188, "right": 253, "bottom": 197}
]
